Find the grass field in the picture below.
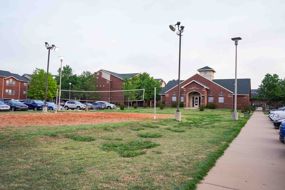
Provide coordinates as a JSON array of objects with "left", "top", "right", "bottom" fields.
[{"left": 0, "top": 109, "right": 249, "bottom": 190}]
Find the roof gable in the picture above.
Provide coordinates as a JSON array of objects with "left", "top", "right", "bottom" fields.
[
  {"left": 0, "top": 70, "right": 28, "bottom": 82},
  {"left": 181, "top": 80, "right": 209, "bottom": 89}
]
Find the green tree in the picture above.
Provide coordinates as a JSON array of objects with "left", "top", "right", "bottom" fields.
[
  {"left": 28, "top": 69, "right": 57, "bottom": 100},
  {"left": 123, "top": 73, "right": 161, "bottom": 104},
  {"left": 258, "top": 74, "right": 284, "bottom": 102}
]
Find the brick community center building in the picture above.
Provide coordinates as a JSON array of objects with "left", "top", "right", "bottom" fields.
[
  {"left": 0, "top": 70, "right": 29, "bottom": 100},
  {"left": 160, "top": 66, "right": 251, "bottom": 109}
]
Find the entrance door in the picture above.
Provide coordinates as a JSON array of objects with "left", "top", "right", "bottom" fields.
[{"left": 192, "top": 96, "right": 200, "bottom": 108}]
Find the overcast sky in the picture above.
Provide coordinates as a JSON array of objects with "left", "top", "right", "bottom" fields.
[{"left": 1, "top": 0, "right": 285, "bottom": 88}]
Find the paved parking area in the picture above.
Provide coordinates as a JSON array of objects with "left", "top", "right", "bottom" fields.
[{"left": 197, "top": 111, "right": 285, "bottom": 190}]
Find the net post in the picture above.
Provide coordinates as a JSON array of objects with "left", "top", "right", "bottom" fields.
[{"left": 154, "top": 87, "right": 156, "bottom": 120}]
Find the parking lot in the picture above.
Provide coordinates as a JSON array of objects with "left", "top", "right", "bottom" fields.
[{"left": 0, "top": 111, "right": 171, "bottom": 128}]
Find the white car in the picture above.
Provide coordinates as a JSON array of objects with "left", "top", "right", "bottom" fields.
[
  {"left": 95, "top": 101, "right": 116, "bottom": 109},
  {"left": 0, "top": 101, "right": 10, "bottom": 111},
  {"left": 64, "top": 100, "right": 86, "bottom": 110}
]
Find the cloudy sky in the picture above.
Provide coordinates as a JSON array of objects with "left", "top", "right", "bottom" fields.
[{"left": 1, "top": 0, "right": 285, "bottom": 88}]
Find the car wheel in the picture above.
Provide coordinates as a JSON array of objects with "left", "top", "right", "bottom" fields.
[
  {"left": 107, "top": 106, "right": 111, "bottom": 109},
  {"left": 65, "top": 106, "right": 69, "bottom": 110},
  {"left": 76, "top": 106, "right": 80, "bottom": 110}
]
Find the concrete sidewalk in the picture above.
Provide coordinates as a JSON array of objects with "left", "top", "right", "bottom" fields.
[{"left": 197, "top": 111, "right": 285, "bottom": 190}]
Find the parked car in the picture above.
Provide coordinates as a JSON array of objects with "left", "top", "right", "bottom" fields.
[
  {"left": 92, "top": 102, "right": 106, "bottom": 110},
  {"left": 64, "top": 100, "right": 86, "bottom": 110},
  {"left": 23, "top": 99, "right": 45, "bottom": 110},
  {"left": 95, "top": 101, "right": 116, "bottom": 109},
  {"left": 279, "top": 121, "right": 285, "bottom": 143},
  {"left": 84, "top": 103, "right": 94, "bottom": 110},
  {"left": 0, "top": 101, "right": 10, "bottom": 111},
  {"left": 47, "top": 102, "right": 57, "bottom": 111},
  {"left": 269, "top": 111, "right": 285, "bottom": 128},
  {"left": 5, "top": 99, "right": 28, "bottom": 111}
]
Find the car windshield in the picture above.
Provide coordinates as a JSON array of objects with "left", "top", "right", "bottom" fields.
[
  {"left": 47, "top": 102, "right": 55, "bottom": 105},
  {"left": 34, "top": 100, "right": 44, "bottom": 104}
]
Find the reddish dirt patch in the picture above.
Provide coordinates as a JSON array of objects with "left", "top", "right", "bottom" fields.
[{"left": 0, "top": 112, "right": 172, "bottom": 128}]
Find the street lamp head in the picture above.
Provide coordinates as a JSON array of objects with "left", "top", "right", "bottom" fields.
[
  {"left": 231, "top": 37, "right": 242, "bottom": 41},
  {"left": 169, "top": 25, "right": 176, "bottom": 32},
  {"left": 69, "top": 82, "right": 72, "bottom": 85},
  {"left": 176, "top": 21, "right": 181, "bottom": 26},
  {"left": 45, "top": 42, "right": 49, "bottom": 48},
  {"left": 59, "top": 56, "right": 64, "bottom": 62}
]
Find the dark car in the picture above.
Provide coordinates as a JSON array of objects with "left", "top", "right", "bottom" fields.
[
  {"left": 279, "top": 121, "right": 285, "bottom": 143},
  {"left": 5, "top": 100, "right": 28, "bottom": 111},
  {"left": 47, "top": 102, "right": 57, "bottom": 111},
  {"left": 23, "top": 100, "right": 45, "bottom": 110},
  {"left": 92, "top": 102, "right": 106, "bottom": 110}
]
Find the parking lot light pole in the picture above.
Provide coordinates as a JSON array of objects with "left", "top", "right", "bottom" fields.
[
  {"left": 69, "top": 82, "right": 72, "bottom": 100},
  {"left": 44, "top": 42, "right": 56, "bottom": 112},
  {"left": 169, "top": 21, "right": 185, "bottom": 121},
  {"left": 231, "top": 37, "right": 242, "bottom": 121},
  {"left": 58, "top": 57, "right": 63, "bottom": 110}
]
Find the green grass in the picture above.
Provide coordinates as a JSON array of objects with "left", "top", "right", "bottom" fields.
[
  {"left": 0, "top": 108, "right": 249, "bottom": 190},
  {"left": 101, "top": 140, "right": 160, "bottom": 157},
  {"left": 138, "top": 132, "right": 162, "bottom": 138}
]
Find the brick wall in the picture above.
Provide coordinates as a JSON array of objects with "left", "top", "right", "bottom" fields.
[
  {"left": 95, "top": 71, "right": 125, "bottom": 104},
  {"left": 0, "top": 76, "right": 28, "bottom": 100}
]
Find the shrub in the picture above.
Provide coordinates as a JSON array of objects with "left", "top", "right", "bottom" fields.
[
  {"left": 241, "top": 106, "right": 251, "bottom": 113},
  {"left": 65, "top": 134, "right": 95, "bottom": 142},
  {"left": 120, "top": 104, "right": 125, "bottom": 110},
  {"left": 206, "top": 103, "right": 216, "bottom": 109},
  {"left": 159, "top": 103, "right": 165, "bottom": 110},
  {"left": 199, "top": 105, "right": 205, "bottom": 111},
  {"left": 133, "top": 103, "right": 137, "bottom": 109},
  {"left": 179, "top": 102, "right": 184, "bottom": 108},
  {"left": 171, "top": 102, "right": 177, "bottom": 108}
]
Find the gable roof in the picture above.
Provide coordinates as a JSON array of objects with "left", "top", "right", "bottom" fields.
[
  {"left": 181, "top": 80, "right": 209, "bottom": 89},
  {"left": 101, "top": 69, "right": 139, "bottom": 80},
  {"left": 213, "top": 79, "right": 251, "bottom": 95},
  {"left": 160, "top": 79, "right": 184, "bottom": 95},
  {"left": 197, "top": 66, "right": 216, "bottom": 73},
  {"left": 0, "top": 70, "right": 28, "bottom": 82}
]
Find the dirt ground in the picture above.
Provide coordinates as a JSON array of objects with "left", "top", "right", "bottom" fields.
[{"left": 0, "top": 111, "right": 172, "bottom": 128}]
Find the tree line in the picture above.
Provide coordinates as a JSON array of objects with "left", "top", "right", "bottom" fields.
[{"left": 27, "top": 66, "right": 161, "bottom": 104}]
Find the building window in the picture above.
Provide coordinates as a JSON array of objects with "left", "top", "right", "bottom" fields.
[
  {"left": 218, "top": 97, "right": 224, "bottom": 103},
  {"left": 5, "top": 89, "right": 15, "bottom": 95},
  {"left": 208, "top": 96, "right": 214, "bottom": 103},
  {"left": 23, "top": 90, "right": 26, "bottom": 95},
  {"left": 23, "top": 83, "right": 28, "bottom": 87},
  {"left": 181, "top": 96, "right": 184, "bottom": 102},
  {"left": 171, "top": 95, "right": 177, "bottom": 102},
  {"left": 5, "top": 79, "right": 16, "bottom": 86}
]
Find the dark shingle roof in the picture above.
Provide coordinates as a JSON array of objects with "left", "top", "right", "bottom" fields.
[
  {"left": 0, "top": 70, "right": 28, "bottom": 82},
  {"left": 160, "top": 80, "right": 184, "bottom": 95},
  {"left": 213, "top": 79, "right": 251, "bottom": 94},
  {"left": 198, "top": 66, "right": 216, "bottom": 72},
  {"left": 101, "top": 70, "right": 138, "bottom": 80}
]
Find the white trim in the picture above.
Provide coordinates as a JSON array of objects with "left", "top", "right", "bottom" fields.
[
  {"left": 0, "top": 75, "right": 26, "bottom": 82},
  {"left": 181, "top": 80, "right": 209, "bottom": 89},
  {"left": 98, "top": 69, "right": 139, "bottom": 81}
]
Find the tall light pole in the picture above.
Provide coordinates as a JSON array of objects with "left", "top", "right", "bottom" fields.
[
  {"left": 58, "top": 57, "right": 63, "bottom": 110},
  {"left": 44, "top": 42, "right": 56, "bottom": 112},
  {"left": 231, "top": 37, "right": 242, "bottom": 121},
  {"left": 169, "top": 21, "right": 185, "bottom": 121},
  {"left": 69, "top": 82, "right": 72, "bottom": 100}
]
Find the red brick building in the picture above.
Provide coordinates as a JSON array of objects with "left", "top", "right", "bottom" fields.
[
  {"left": 95, "top": 70, "right": 139, "bottom": 104},
  {"left": 0, "top": 70, "right": 29, "bottom": 100},
  {"left": 160, "top": 66, "right": 251, "bottom": 109}
]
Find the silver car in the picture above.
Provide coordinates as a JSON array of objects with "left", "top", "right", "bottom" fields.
[
  {"left": 0, "top": 101, "right": 10, "bottom": 111},
  {"left": 64, "top": 100, "right": 86, "bottom": 110}
]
